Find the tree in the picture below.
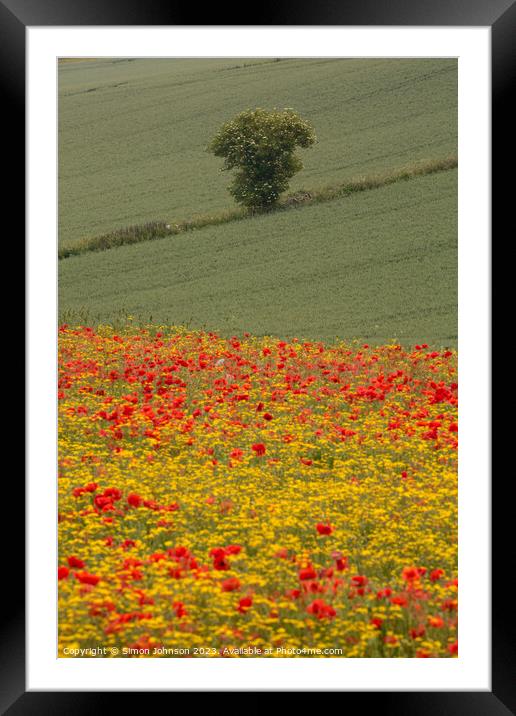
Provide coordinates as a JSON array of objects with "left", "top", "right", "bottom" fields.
[{"left": 208, "top": 108, "right": 316, "bottom": 210}]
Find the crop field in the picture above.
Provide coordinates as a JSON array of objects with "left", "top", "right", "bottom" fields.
[
  {"left": 59, "top": 57, "right": 457, "bottom": 247},
  {"left": 58, "top": 326, "right": 457, "bottom": 658},
  {"left": 59, "top": 167, "right": 457, "bottom": 346}
]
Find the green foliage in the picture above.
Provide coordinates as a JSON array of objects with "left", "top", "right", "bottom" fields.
[{"left": 208, "top": 108, "right": 316, "bottom": 209}]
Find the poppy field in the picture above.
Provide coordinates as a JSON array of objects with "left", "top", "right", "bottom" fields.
[{"left": 58, "top": 325, "right": 458, "bottom": 658}]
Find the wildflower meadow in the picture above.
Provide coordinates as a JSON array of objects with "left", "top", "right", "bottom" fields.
[{"left": 58, "top": 325, "right": 458, "bottom": 658}]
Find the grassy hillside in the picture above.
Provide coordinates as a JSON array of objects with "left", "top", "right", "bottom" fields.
[
  {"left": 58, "top": 57, "right": 457, "bottom": 247},
  {"left": 59, "top": 167, "right": 457, "bottom": 346}
]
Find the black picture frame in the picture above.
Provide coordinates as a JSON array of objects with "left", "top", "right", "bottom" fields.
[{"left": 8, "top": 0, "right": 507, "bottom": 710}]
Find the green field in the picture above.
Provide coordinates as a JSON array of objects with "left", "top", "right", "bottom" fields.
[
  {"left": 59, "top": 58, "right": 457, "bottom": 246},
  {"left": 59, "top": 167, "right": 457, "bottom": 346},
  {"left": 59, "top": 57, "right": 457, "bottom": 345}
]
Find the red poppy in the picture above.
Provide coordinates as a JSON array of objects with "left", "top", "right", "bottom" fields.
[
  {"left": 225, "top": 545, "right": 242, "bottom": 555},
  {"left": 75, "top": 571, "right": 100, "bottom": 586},
  {"left": 67, "top": 556, "right": 85, "bottom": 568},
  {"left": 143, "top": 499, "right": 160, "bottom": 511},
  {"left": 94, "top": 495, "right": 111, "bottom": 510},
  {"left": 173, "top": 601, "right": 188, "bottom": 618},
  {"left": 103, "top": 487, "right": 122, "bottom": 501},
  {"left": 58, "top": 566, "right": 70, "bottom": 580},
  {"left": 173, "top": 546, "right": 189, "bottom": 559},
  {"left": 428, "top": 616, "right": 445, "bottom": 628},
  {"left": 377, "top": 587, "right": 392, "bottom": 599},
  {"left": 221, "top": 577, "right": 241, "bottom": 592},
  {"left": 149, "top": 552, "right": 166, "bottom": 563},
  {"left": 410, "top": 625, "right": 426, "bottom": 639},
  {"left": 332, "top": 551, "right": 347, "bottom": 571},
  {"left": 316, "top": 523, "right": 333, "bottom": 535},
  {"left": 251, "top": 443, "right": 266, "bottom": 456},
  {"left": 303, "top": 579, "right": 325, "bottom": 594},
  {"left": 127, "top": 493, "right": 143, "bottom": 508},
  {"left": 121, "top": 539, "right": 136, "bottom": 550},
  {"left": 209, "top": 547, "right": 226, "bottom": 560},
  {"left": 402, "top": 566, "right": 420, "bottom": 582},
  {"left": 306, "top": 599, "right": 336, "bottom": 619},
  {"left": 441, "top": 599, "right": 458, "bottom": 612},
  {"left": 390, "top": 594, "right": 408, "bottom": 607},
  {"left": 351, "top": 575, "right": 368, "bottom": 587},
  {"left": 213, "top": 556, "right": 230, "bottom": 571},
  {"left": 237, "top": 596, "right": 253, "bottom": 613},
  {"left": 299, "top": 566, "right": 317, "bottom": 581}
]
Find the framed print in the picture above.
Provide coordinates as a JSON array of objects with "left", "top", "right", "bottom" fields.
[{"left": 7, "top": 0, "right": 508, "bottom": 709}]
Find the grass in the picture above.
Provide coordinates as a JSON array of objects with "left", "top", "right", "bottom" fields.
[
  {"left": 58, "top": 155, "right": 457, "bottom": 259},
  {"left": 59, "top": 167, "right": 457, "bottom": 346},
  {"left": 59, "top": 57, "right": 457, "bottom": 247}
]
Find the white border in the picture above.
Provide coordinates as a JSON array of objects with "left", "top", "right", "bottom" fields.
[{"left": 27, "top": 27, "right": 490, "bottom": 691}]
